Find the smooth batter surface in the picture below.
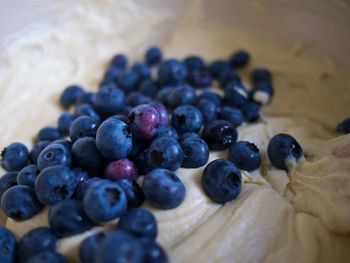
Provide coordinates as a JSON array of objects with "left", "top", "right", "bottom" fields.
[{"left": 1, "top": 1, "right": 350, "bottom": 262}]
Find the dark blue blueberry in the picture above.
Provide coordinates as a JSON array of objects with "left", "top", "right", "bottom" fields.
[
  {"left": 172, "top": 105, "right": 203, "bottom": 134},
  {"left": 110, "top": 54, "right": 128, "bottom": 70},
  {"left": 51, "top": 139, "right": 73, "bottom": 151},
  {"left": 201, "top": 120, "right": 238, "bottom": 150},
  {"left": 145, "top": 46, "right": 162, "bottom": 66},
  {"left": 0, "top": 172, "right": 18, "bottom": 199},
  {"left": 218, "top": 106, "right": 244, "bottom": 127},
  {"left": 251, "top": 68, "right": 272, "bottom": 85},
  {"left": 188, "top": 70, "right": 212, "bottom": 88},
  {"left": 181, "top": 137, "right": 209, "bottom": 168},
  {"left": 76, "top": 91, "right": 96, "bottom": 106},
  {"left": 139, "top": 80, "right": 159, "bottom": 98},
  {"left": 228, "top": 141, "right": 261, "bottom": 172},
  {"left": 17, "top": 165, "right": 39, "bottom": 187},
  {"left": 336, "top": 117, "right": 350, "bottom": 134},
  {"left": 209, "top": 60, "right": 231, "bottom": 79},
  {"left": 196, "top": 98, "right": 217, "bottom": 123},
  {"left": 72, "top": 137, "right": 106, "bottom": 172},
  {"left": 103, "top": 66, "right": 124, "bottom": 83},
  {"left": 267, "top": 134, "right": 303, "bottom": 171},
  {"left": 197, "top": 91, "right": 222, "bottom": 106},
  {"left": 17, "top": 227, "right": 58, "bottom": 263},
  {"left": 143, "top": 168, "right": 185, "bottom": 209},
  {"left": 57, "top": 112, "right": 74, "bottom": 137},
  {"left": 251, "top": 82, "right": 274, "bottom": 105},
  {"left": 229, "top": 50, "right": 250, "bottom": 69},
  {"left": 1, "top": 142, "right": 29, "bottom": 171},
  {"left": 147, "top": 137, "right": 183, "bottom": 171},
  {"left": 37, "top": 143, "right": 72, "bottom": 171},
  {"left": 96, "top": 118, "right": 132, "bottom": 160},
  {"left": 126, "top": 92, "right": 152, "bottom": 107},
  {"left": 0, "top": 227, "right": 16, "bottom": 263},
  {"left": 73, "top": 168, "right": 90, "bottom": 184},
  {"left": 202, "top": 159, "right": 242, "bottom": 203},
  {"left": 133, "top": 149, "right": 153, "bottom": 175},
  {"left": 118, "top": 208, "right": 157, "bottom": 239},
  {"left": 60, "top": 85, "right": 84, "bottom": 108},
  {"left": 48, "top": 199, "right": 95, "bottom": 237},
  {"left": 224, "top": 83, "right": 249, "bottom": 108},
  {"left": 156, "top": 86, "right": 173, "bottom": 105},
  {"left": 1, "top": 185, "right": 43, "bottom": 220},
  {"left": 35, "top": 165, "right": 77, "bottom": 205},
  {"left": 83, "top": 180, "right": 127, "bottom": 222},
  {"left": 118, "top": 71, "right": 140, "bottom": 93},
  {"left": 242, "top": 101, "right": 260, "bottom": 122},
  {"left": 37, "top": 127, "right": 62, "bottom": 142},
  {"left": 74, "top": 177, "right": 102, "bottom": 201},
  {"left": 183, "top": 56, "right": 205, "bottom": 72},
  {"left": 150, "top": 102, "right": 169, "bottom": 125},
  {"left": 96, "top": 231, "right": 144, "bottom": 263},
  {"left": 155, "top": 125, "right": 178, "bottom": 140},
  {"left": 140, "top": 238, "right": 168, "bottom": 263},
  {"left": 116, "top": 179, "right": 145, "bottom": 209},
  {"left": 131, "top": 63, "right": 151, "bottom": 83},
  {"left": 75, "top": 103, "right": 101, "bottom": 122},
  {"left": 79, "top": 232, "right": 106, "bottom": 263},
  {"left": 94, "top": 84, "right": 125, "bottom": 116},
  {"left": 219, "top": 70, "right": 241, "bottom": 89},
  {"left": 30, "top": 141, "right": 50, "bottom": 164},
  {"left": 179, "top": 132, "right": 199, "bottom": 143},
  {"left": 158, "top": 59, "right": 188, "bottom": 85},
  {"left": 69, "top": 116, "right": 99, "bottom": 142},
  {"left": 166, "top": 84, "right": 196, "bottom": 109},
  {"left": 26, "top": 251, "right": 67, "bottom": 263}
]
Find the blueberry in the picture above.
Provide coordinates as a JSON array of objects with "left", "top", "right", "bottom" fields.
[
  {"left": 229, "top": 50, "right": 250, "bottom": 69},
  {"left": 139, "top": 80, "right": 159, "bottom": 98},
  {"left": 76, "top": 91, "right": 96, "bottom": 106},
  {"left": 96, "top": 231, "right": 145, "bottom": 263},
  {"left": 79, "top": 232, "right": 106, "bottom": 263},
  {"left": 1, "top": 142, "right": 29, "bottom": 171},
  {"left": 74, "top": 177, "right": 102, "bottom": 201},
  {"left": 178, "top": 132, "right": 199, "bottom": 143},
  {"left": 17, "top": 227, "right": 58, "bottom": 263},
  {"left": 141, "top": 238, "right": 169, "bottom": 263},
  {"left": 181, "top": 137, "right": 209, "bottom": 168},
  {"left": 147, "top": 137, "right": 183, "bottom": 171},
  {"left": 37, "top": 143, "right": 72, "bottom": 171},
  {"left": 150, "top": 102, "right": 169, "bottom": 125},
  {"left": 30, "top": 141, "right": 50, "bottom": 164},
  {"left": 104, "top": 159, "right": 138, "bottom": 181},
  {"left": 116, "top": 179, "right": 145, "bottom": 209},
  {"left": 0, "top": 227, "right": 16, "bottom": 263},
  {"left": 219, "top": 70, "right": 241, "bottom": 89},
  {"left": 156, "top": 86, "right": 173, "bottom": 105},
  {"left": 242, "top": 101, "right": 260, "bottom": 122},
  {"left": 172, "top": 105, "right": 203, "bottom": 134},
  {"left": 183, "top": 56, "right": 205, "bottom": 72},
  {"left": 197, "top": 91, "right": 222, "bottom": 106},
  {"left": 224, "top": 83, "right": 249, "bottom": 108},
  {"left": 111, "top": 54, "right": 128, "bottom": 69},
  {"left": 166, "top": 84, "right": 196, "bottom": 109},
  {"left": 131, "top": 63, "right": 151, "bottom": 83},
  {"left": 83, "top": 180, "right": 127, "bottom": 222},
  {"left": 143, "top": 168, "right": 185, "bottom": 209},
  {"left": 51, "top": 139, "right": 73, "bottom": 151},
  {"left": 133, "top": 149, "right": 153, "bottom": 175},
  {"left": 188, "top": 70, "right": 213, "bottom": 88},
  {"left": 128, "top": 104, "right": 160, "bottom": 140},
  {"left": 251, "top": 68, "right": 272, "bottom": 85},
  {"left": 118, "top": 208, "right": 157, "bottom": 239},
  {"left": 94, "top": 85, "right": 125, "bottom": 116},
  {"left": 145, "top": 46, "right": 162, "bottom": 66},
  {"left": 336, "top": 117, "right": 350, "bottom": 134},
  {"left": 57, "top": 112, "right": 74, "bottom": 137},
  {"left": 228, "top": 141, "right": 261, "bottom": 171},
  {"left": 1, "top": 185, "right": 43, "bottom": 220},
  {"left": 0, "top": 172, "right": 18, "bottom": 199},
  {"left": 209, "top": 60, "right": 231, "bottom": 79},
  {"left": 96, "top": 118, "right": 132, "bottom": 160},
  {"left": 217, "top": 106, "right": 243, "bottom": 127},
  {"left": 72, "top": 167, "right": 91, "bottom": 184},
  {"left": 103, "top": 66, "right": 124, "bottom": 83},
  {"left": 155, "top": 125, "right": 178, "bottom": 140},
  {"left": 35, "top": 165, "right": 77, "bottom": 205},
  {"left": 60, "top": 85, "right": 84, "bottom": 108},
  {"left": 158, "top": 59, "right": 188, "bottom": 85},
  {"left": 37, "top": 127, "right": 62, "bottom": 142},
  {"left": 69, "top": 116, "right": 99, "bottom": 142},
  {"left": 126, "top": 92, "right": 152, "bottom": 107},
  {"left": 201, "top": 120, "right": 238, "bottom": 150},
  {"left": 118, "top": 71, "right": 140, "bottom": 93},
  {"left": 127, "top": 138, "right": 147, "bottom": 159},
  {"left": 251, "top": 82, "right": 274, "bottom": 105},
  {"left": 196, "top": 98, "right": 217, "bottom": 123},
  {"left": 26, "top": 251, "right": 67, "bottom": 263},
  {"left": 48, "top": 199, "right": 95, "bottom": 237},
  {"left": 75, "top": 103, "right": 101, "bottom": 122},
  {"left": 202, "top": 159, "right": 241, "bottom": 203},
  {"left": 17, "top": 165, "right": 39, "bottom": 187},
  {"left": 267, "top": 134, "right": 303, "bottom": 171},
  {"left": 72, "top": 137, "right": 106, "bottom": 172}
]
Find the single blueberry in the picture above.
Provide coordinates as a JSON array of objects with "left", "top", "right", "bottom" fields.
[
  {"left": 37, "top": 127, "right": 62, "bottom": 142},
  {"left": 178, "top": 132, "right": 199, "bottom": 143},
  {"left": 336, "top": 117, "right": 350, "bottom": 134},
  {"left": 209, "top": 60, "right": 231, "bottom": 79},
  {"left": 166, "top": 84, "right": 196, "bottom": 109},
  {"left": 133, "top": 149, "right": 153, "bottom": 175},
  {"left": 181, "top": 137, "right": 209, "bottom": 168},
  {"left": 154, "top": 125, "right": 178, "bottom": 140},
  {"left": 219, "top": 70, "right": 241, "bottom": 89},
  {"left": 1, "top": 142, "right": 29, "bottom": 171},
  {"left": 131, "top": 63, "right": 151, "bottom": 83},
  {"left": 0, "top": 227, "right": 17, "bottom": 263},
  {"left": 116, "top": 179, "right": 145, "bottom": 209},
  {"left": 217, "top": 106, "right": 244, "bottom": 127},
  {"left": 150, "top": 102, "right": 169, "bottom": 125},
  {"left": 74, "top": 177, "right": 102, "bottom": 201},
  {"left": 197, "top": 91, "right": 222, "bottom": 106},
  {"left": 196, "top": 98, "right": 218, "bottom": 123},
  {"left": 0, "top": 172, "right": 18, "bottom": 199},
  {"left": 96, "top": 118, "right": 133, "bottom": 160},
  {"left": 118, "top": 208, "right": 157, "bottom": 240},
  {"left": 140, "top": 238, "right": 169, "bottom": 263},
  {"left": 228, "top": 141, "right": 261, "bottom": 172},
  {"left": 158, "top": 59, "right": 188, "bottom": 85},
  {"left": 60, "top": 85, "right": 84, "bottom": 108},
  {"left": 251, "top": 68, "right": 272, "bottom": 85},
  {"left": 229, "top": 50, "right": 250, "bottom": 69},
  {"left": 145, "top": 46, "right": 162, "bottom": 66},
  {"left": 126, "top": 92, "right": 152, "bottom": 107},
  {"left": 118, "top": 71, "right": 140, "bottom": 93},
  {"left": 267, "top": 134, "right": 304, "bottom": 171},
  {"left": 83, "top": 180, "right": 127, "bottom": 222},
  {"left": 69, "top": 116, "right": 99, "bottom": 142},
  {"left": 94, "top": 84, "right": 125, "bottom": 116},
  {"left": 147, "top": 137, "right": 183, "bottom": 171},
  {"left": 72, "top": 167, "right": 91, "bottom": 184},
  {"left": 242, "top": 101, "right": 261, "bottom": 122},
  {"left": 48, "top": 199, "right": 95, "bottom": 237},
  {"left": 156, "top": 86, "right": 173, "bottom": 105},
  {"left": 143, "top": 168, "right": 186, "bottom": 209},
  {"left": 201, "top": 120, "right": 238, "bottom": 150},
  {"left": 251, "top": 82, "right": 274, "bottom": 105},
  {"left": 1, "top": 185, "right": 43, "bottom": 220},
  {"left": 103, "top": 66, "right": 124, "bottom": 83},
  {"left": 57, "top": 112, "right": 74, "bottom": 137},
  {"left": 183, "top": 56, "right": 205, "bottom": 72},
  {"left": 172, "top": 105, "right": 203, "bottom": 134},
  {"left": 202, "top": 159, "right": 242, "bottom": 203},
  {"left": 29, "top": 141, "right": 50, "bottom": 164},
  {"left": 76, "top": 91, "right": 96, "bottom": 106},
  {"left": 188, "top": 70, "right": 213, "bottom": 88},
  {"left": 224, "top": 82, "right": 249, "bottom": 108},
  {"left": 104, "top": 159, "right": 138, "bottom": 181},
  {"left": 139, "top": 80, "right": 159, "bottom": 98},
  {"left": 75, "top": 103, "right": 101, "bottom": 122},
  {"left": 26, "top": 251, "right": 67, "bottom": 263},
  {"left": 79, "top": 232, "right": 106, "bottom": 263},
  {"left": 110, "top": 54, "right": 128, "bottom": 70},
  {"left": 17, "top": 165, "right": 39, "bottom": 187},
  {"left": 37, "top": 143, "right": 72, "bottom": 171}
]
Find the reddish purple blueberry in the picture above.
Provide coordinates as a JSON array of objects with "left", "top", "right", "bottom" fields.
[
  {"left": 150, "top": 102, "right": 169, "bottom": 125},
  {"left": 104, "top": 159, "right": 138, "bottom": 181}
]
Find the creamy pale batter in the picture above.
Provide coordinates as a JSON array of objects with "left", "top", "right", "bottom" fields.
[{"left": 1, "top": 1, "right": 350, "bottom": 263}]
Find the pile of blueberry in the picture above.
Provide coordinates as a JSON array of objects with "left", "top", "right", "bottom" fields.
[{"left": 2, "top": 45, "right": 339, "bottom": 263}]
